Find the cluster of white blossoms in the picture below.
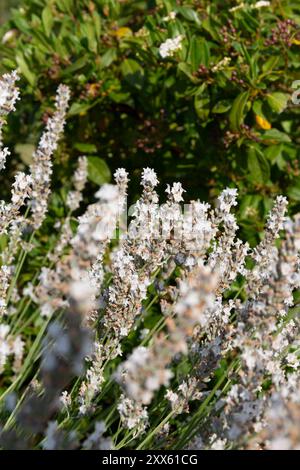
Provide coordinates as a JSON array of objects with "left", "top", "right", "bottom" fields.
[
  {"left": 0, "top": 324, "right": 24, "bottom": 375},
  {"left": 66, "top": 156, "right": 88, "bottom": 211},
  {"left": 159, "top": 35, "right": 184, "bottom": 58},
  {"left": 252, "top": 0, "right": 271, "bottom": 8},
  {"left": 212, "top": 56, "right": 232, "bottom": 72},
  {"left": 117, "top": 394, "right": 149, "bottom": 437},
  {"left": 165, "top": 182, "right": 185, "bottom": 203},
  {"left": 230, "top": 1, "right": 271, "bottom": 12},
  {"left": 162, "top": 11, "right": 177, "bottom": 22},
  {"left": 0, "top": 69, "right": 19, "bottom": 114}
]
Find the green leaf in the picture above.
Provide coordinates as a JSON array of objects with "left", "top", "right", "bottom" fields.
[
  {"left": 238, "top": 10, "right": 259, "bottom": 32},
  {"left": 199, "top": 39, "right": 210, "bottom": 67},
  {"left": 30, "top": 29, "right": 54, "bottom": 53},
  {"left": 74, "top": 143, "right": 98, "bottom": 154},
  {"left": 240, "top": 43, "right": 258, "bottom": 80},
  {"left": 201, "top": 18, "right": 219, "bottom": 41},
  {"left": 260, "top": 129, "right": 291, "bottom": 143},
  {"left": 87, "top": 156, "right": 111, "bottom": 185},
  {"left": 247, "top": 145, "right": 270, "bottom": 184},
  {"left": 189, "top": 36, "right": 210, "bottom": 70},
  {"left": 0, "top": 234, "right": 8, "bottom": 252},
  {"left": 16, "top": 53, "right": 36, "bottom": 86},
  {"left": 121, "top": 59, "right": 141, "bottom": 76},
  {"left": 177, "top": 62, "right": 198, "bottom": 83},
  {"left": 68, "top": 101, "right": 98, "bottom": 117},
  {"left": 212, "top": 100, "right": 231, "bottom": 114},
  {"left": 121, "top": 59, "right": 144, "bottom": 88},
  {"left": 239, "top": 194, "right": 262, "bottom": 219},
  {"left": 42, "top": 6, "right": 54, "bottom": 37},
  {"left": 92, "top": 11, "right": 101, "bottom": 38},
  {"left": 100, "top": 48, "right": 117, "bottom": 68},
  {"left": 194, "top": 86, "right": 210, "bottom": 122},
  {"left": 264, "top": 144, "right": 283, "bottom": 162},
  {"left": 1, "top": 58, "right": 17, "bottom": 69},
  {"left": 80, "top": 19, "right": 97, "bottom": 53},
  {"left": 60, "top": 56, "right": 88, "bottom": 76},
  {"left": 262, "top": 56, "right": 280, "bottom": 73},
  {"left": 266, "top": 92, "right": 289, "bottom": 114},
  {"left": 253, "top": 100, "right": 268, "bottom": 120},
  {"left": 12, "top": 15, "right": 31, "bottom": 34},
  {"left": 189, "top": 36, "right": 201, "bottom": 71},
  {"left": 178, "top": 7, "right": 201, "bottom": 25},
  {"left": 108, "top": 90, "right": 131, "bottom": 103},
  {"left": 55, "top": 0, "right": 73, "bottom": 13},
  {"left": 266, "top": 144, "right": 286, "bottom": 170},
  {"left": 229, "top": 91, "right": 250, "bottom": 131},
  {"left": 287, "top": 181, "right": 300, "bottom": 201}
]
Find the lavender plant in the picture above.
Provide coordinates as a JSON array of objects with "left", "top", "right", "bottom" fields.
[{"left": 0, "top": 71, "right": 300, "bottom": 450}]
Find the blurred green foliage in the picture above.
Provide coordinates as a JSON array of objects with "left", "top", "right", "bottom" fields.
[
  {"left": 0, "top": 0, "right": 19, "bottom": 24},
  {"left": 0, "top": 0, "right": 300, "bottom": 244}
]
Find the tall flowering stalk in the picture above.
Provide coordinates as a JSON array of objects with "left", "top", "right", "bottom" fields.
[
  {"left": 0, "top": 76, "right": 71, "bottom": 366},
  {"left": 0, "top": 70, "right": 19, "bottom": 171},
  {"left": 29, "top": 84, "right": 70, "bottom": 229}
]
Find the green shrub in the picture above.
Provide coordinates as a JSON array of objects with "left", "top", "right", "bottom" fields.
[{"left": 0, "top": 0, "right": 300, "bottom": 244}]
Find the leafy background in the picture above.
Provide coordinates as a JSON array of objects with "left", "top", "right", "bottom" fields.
[
  {"left": 0, "top": 1, "right": 18, "bottom": 24},
  {"left": 0, "top": 0, "right": 299, "bottom": 246}
]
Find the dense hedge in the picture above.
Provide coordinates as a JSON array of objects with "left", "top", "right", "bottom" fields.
[{"left": 0, "top": 0, "right": 300, "bottom": 244}]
